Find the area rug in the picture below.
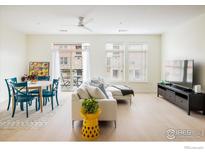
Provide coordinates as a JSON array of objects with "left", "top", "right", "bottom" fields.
[{"left": 0, "top": 100, "right": 65, "bottom": 130}]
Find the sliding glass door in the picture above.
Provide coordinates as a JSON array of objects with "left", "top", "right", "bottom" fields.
[
  {"left": 52, "top": 43, "right": 90, "bottom": 91},
  {"left": 58, "top": 44, "right": 82, "bottom": 91}
]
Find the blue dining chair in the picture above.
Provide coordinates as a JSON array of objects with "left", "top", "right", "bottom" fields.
[
  {"left": 30, "top": 75, "right": 51, "bottom": 104},
  {"left": 10, "top": 82, "right": 39, "bottom": 118},
  {"left": 31, "top": 76, "right": 50, "bottom": 93},
  {"left": 5, "top": 77, "right": 17, "bottom": 111},
  {"left": 42, "top": 79, "right": 59, "bottom": 110},
  {"left": 37, "top": 76, "right": 50, "bottom": 81}
]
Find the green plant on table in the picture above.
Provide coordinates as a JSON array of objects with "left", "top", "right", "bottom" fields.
[{"left": 82, "top": 98, "right": 99, "bottom": 114}]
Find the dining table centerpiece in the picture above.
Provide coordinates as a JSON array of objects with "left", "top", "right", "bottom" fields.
[{"left": 21, "top": 74, "right": 38, "bottom": 83}]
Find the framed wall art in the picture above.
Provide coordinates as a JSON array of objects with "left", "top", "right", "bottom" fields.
[{"left": 29, "top": 62, "right": 49, "bottom": 76}]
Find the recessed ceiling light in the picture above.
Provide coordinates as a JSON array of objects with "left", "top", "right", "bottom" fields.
[
  {"left": 59, "top": 29, "right": 68, "bottom": 32},
  {"left": 118, "top": 29, "right": 128, "bottom": 32}
]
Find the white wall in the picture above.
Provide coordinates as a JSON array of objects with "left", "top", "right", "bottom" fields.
[
  {"left": 161, "top": 14, "right": 205, "bottom": 90},
  {"left": 27, "top": 34, "right": 161, "bottom": 92},
  {"left": 0, "top": 23, "right": 27, "bottom": 103}
]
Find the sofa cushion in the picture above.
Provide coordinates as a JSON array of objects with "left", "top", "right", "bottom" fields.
[
  {"left": 90, "top": 81, "right": 109, "bottom": 99},
  {"left": 106, "top": 90, "right": 114, "bottom": 99},
  {"left": 86, "top": 85, "right": 106, "bottom": 99},
  {"left": 76, "top": 86, "right": 90, "bottom": 99}
]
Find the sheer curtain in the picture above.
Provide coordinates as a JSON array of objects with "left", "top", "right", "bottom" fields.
[
  {"left": 51, "top": 45, "right": 60, "bottom": 80},
  {"left": 82, "top": 44, "right": 91, "bottom": 82}
]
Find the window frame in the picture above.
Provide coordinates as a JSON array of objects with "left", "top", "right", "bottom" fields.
[
  {"left": 60, "top": 57, "right": 64, "bottom": 65},
  {"left": 105, "top": 42, "right": 125, "bottom": 82},
  {"left": 64, "top": 57, "right": 68, "bottom": 65},
  {"left": 127, "top": 43, "right": 148, "bottom": 83}
]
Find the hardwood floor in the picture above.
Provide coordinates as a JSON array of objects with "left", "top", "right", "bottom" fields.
[{"left": 0, "top": 92, "right": 205, "bottom": 141}]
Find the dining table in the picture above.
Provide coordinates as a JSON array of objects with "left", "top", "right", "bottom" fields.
[
  {"left": 28, "top": 81, "right": 52, "bottom": 112},
  {"left": 12, "top": 81, "right": 52, "bottom": 113}
]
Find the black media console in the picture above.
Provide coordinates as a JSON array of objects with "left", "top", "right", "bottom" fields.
[{"left": 157, "top": 83, "right": 205, "bottom": 115}]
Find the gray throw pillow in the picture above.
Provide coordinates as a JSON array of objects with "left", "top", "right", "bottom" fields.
[
  {"left": 90, "top": 81, "right": 109, "bottom": 99},
  {"left": 86, "top": 85, "right": 106, "bottom": 99}
]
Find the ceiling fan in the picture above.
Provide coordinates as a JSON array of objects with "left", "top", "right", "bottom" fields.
[
  {"left": 60, "top": 16, "right": 93, "bottom": 32},
  {"left": 75, "top": 16, "right": 93, "bottom": 32}
]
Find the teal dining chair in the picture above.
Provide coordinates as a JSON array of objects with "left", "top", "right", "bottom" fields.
[
  {"left": 37, "top": 76, "right": 50, "bottom": 81},
  {"left": 10, "top": 82, "right": 39, "bottom": 118},
  {"left": 42, "top": 79, "right": 59, "bottom": 110},
  {"left": 30, "top": 75, "right": 50, "bottom": 92},
  {"left": 30, "top": 75, "right": 51, "bottom": 104},
  {"left": 5, "top": 77, "right": 17, "bottom": 111}
]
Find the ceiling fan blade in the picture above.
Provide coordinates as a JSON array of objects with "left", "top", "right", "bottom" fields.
[
  {"left": 83, "top": 26, "right": 92, "bottom": 32},
  {"left": 83, "top": 18, "right": 94, "bottom": 25},
  {"left": 60, "top": 24, "right": 77, "bottom": 27}
]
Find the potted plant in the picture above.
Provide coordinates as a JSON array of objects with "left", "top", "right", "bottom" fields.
[{"left": 80, "top": 98, "right": 101, "bottom": 140}]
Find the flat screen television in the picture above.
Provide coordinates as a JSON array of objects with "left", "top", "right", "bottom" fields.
[{"left": 164, "top": 60, "right": 194, "bottom": 89}]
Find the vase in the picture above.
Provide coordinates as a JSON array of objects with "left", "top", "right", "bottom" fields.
[{"left": 80, "top": 108, "right": 101, "bottom": 141}]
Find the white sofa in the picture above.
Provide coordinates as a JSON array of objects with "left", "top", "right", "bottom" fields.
[
  {"left": 106, "top": 86, "right": 133, "bottom": 105},
  {"left": 71, "top": 91, "right": 117, "bottom": 128}
]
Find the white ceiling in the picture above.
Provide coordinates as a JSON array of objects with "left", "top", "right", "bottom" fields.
[{"left": 1, "top": 5, "right": 205, "bottom": 34}]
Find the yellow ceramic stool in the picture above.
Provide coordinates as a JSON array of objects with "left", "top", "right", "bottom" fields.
[{"left": 80, "top": 109, "right": 101, "bottom": 141}]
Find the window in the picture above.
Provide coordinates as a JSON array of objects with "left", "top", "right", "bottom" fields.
[
  {"left": 128, "top": 44, "right": 148, "bottom": 82},
  {"left": 58, "top": 43, "right": 87, "bottom": 91},
  {"left": 60, "top": 57, "right": 64, "bottom": 65},
  {"left": 64, "top": 57, "right": 68, "bottom": 65},
  {"left": 60, "top": 57, "right": 68, "bottom": 65},
  {"left": 106, "top": 43, "right": 124, "bottom": 81}
]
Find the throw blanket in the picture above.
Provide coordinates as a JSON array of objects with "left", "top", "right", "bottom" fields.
[{"left": 112, "top": 85, "right": 134, "bottom": 96}]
